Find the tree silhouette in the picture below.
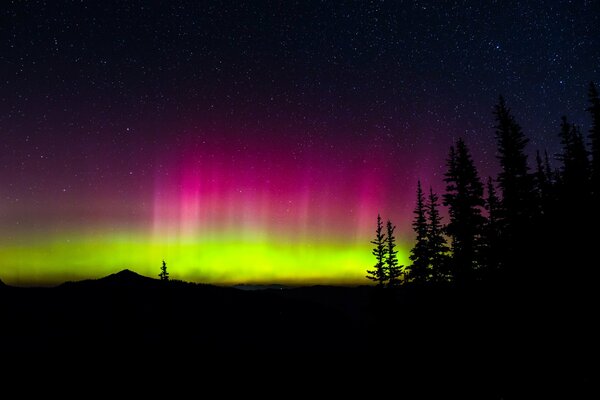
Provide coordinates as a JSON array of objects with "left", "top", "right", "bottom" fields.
[
  {"left": 425, "top": 187, "right": 449, "bottom": 282},
  {"left": 485, "top": 177, "right": 500, "bottom": 234},
  {"left": 535, "top": 151, "right": 548, "bottom": 211},
  {"left": 572, "top": 127, "right": 590, "bottom": 201},
  {"left": 553, "top": 116, "right": 593, "bottom": 284},
  {"left": 159, "top": 260, "right": 169, "bottom": 281},
  {"left": 492, "top": 96, "right": 538, "bottom": 283},
  {"left": 534, "top": 149, "right": 559, "bottom": 217},
  {"left": 494, "top": 96, "right": 535, "bottom": 236},
  {"left": 367, "top": 214, "right": 387, "bottom": 287},
  {"left": 558, "top": 117, "right": 590, "bottom": 193},
  {"left": 587, "top": 82, "right": 600, "bottom": 196},
  {"left": 385, "top": 220, "right": 403, "bottom": 287},
  {"left": 408, "top": 181, "right": 429, "bottom": 283},
  {"left": 363, "top": 86, "right": 598, "bottom": 292},
  {"left": 554, "top": 116, "right": 591, "bottom": 238},
  {"left": 443, "top": 138, "right": 485, "bottom": 283},
  {"left": 482, "top": 177, "right": 502, "bottom": 277},
  {"left": 570, "top": 125, "right": 590, "bottom": 189}
]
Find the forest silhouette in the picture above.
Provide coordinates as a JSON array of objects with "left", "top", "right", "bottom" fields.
[{"left": 368, "top": 83, "right": 600, "bottom": 294}]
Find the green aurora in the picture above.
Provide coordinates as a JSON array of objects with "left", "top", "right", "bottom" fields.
[{"left": 0, "top": 229, "right": 410, "bottom": 286}]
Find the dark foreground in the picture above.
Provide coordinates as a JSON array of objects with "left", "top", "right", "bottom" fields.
[{"left": 0, "top": 270, "right": 595, "bottom": 394}]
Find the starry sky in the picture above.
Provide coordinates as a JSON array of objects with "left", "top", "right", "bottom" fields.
[{"left": 1, "top": 1, "right": 598, "bottom": 285}]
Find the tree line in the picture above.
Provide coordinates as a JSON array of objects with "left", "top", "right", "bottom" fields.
[{"left": 367, "top": 82, "right": 600, "bottom": 288}]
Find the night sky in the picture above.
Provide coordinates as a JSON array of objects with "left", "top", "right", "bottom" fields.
[{"left": 1, "top": 1, "right": 598, "bottom": 285}]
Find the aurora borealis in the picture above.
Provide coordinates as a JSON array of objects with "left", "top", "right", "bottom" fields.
[
  {"left": 2, "top": 125, "right": 417, "bottom": 285},
  {"left": 1, "top": 1, "right": 598, "bottom": 285}
]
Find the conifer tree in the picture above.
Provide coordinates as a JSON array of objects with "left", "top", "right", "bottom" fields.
[
  {"left": 557, "top": 117, "right": 590, "bottom": 200},
  {"left": 493, "top": 96, "right": 536, "bottom": 279},
  {"left": 570, "top": 125, "right": 591, "bottom": 193},
  {"left": 385, "top": 220, "right": 403, "bottom": 287},
  {"left": 425, "top": 187, "right": 449, "bottom": 282},
  {"left": 485, "top": 177, "right": 500, "bottom": 229},
  {"left": 494, "top": 96, "right": 534, "bottom": 229},
  {"left": 482, "top": 177, "right": 502, "bottom": 276},
  {"left": 408, "top": 181, "right": 429, "bottom": 283},
  {"left": 443, "top": 138, "right": 485, "bottom": 283},
  {"left": 367, "top": 214, "right": 387, "bottom": 287},
  {"left": 535, "top": 150, "right": 548, "bottom": 210},
  {"left": 159, "top": 260, "right": 169, "bottom": 281}
]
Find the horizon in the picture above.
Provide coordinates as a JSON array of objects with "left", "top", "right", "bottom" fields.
[{"left": 0, "top": 267, "right": 371, "bottom": 288}]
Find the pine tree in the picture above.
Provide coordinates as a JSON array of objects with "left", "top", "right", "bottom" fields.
[
  {"left": 541, "top": 150, "right": 558, "bottom": 214},
  {"left": 552, "top": 105, "right": 594, "bottom": 287},
  {"left": 557, "top": 117, "right": 590, "bottom": 201},
  {"left": 494, "top": 96, "right": 534, "bottom": 229},
  {"left": 493, "top": 96, "right": 536, "bottom": 279},
  {"left": 485, "top": 177, "right": 500, "bottom": 229},
  {"left": 159, "top": 260, "right": 169, "bottom": 281},
  {"left": 482, "top": 177, "right": 502, "bottom": 276},
  {"left": 385, "top": 220, "right": 403, "bottom": 287},
  {"left": 367, "top": 214, "right": 388, "bottom": 287},
  {"left": 408, "top": 181, "right": 429, "bottom": 283},
  {"left": 445, "top": 145, "right": 458, "bottom": 201},
  {"left": 443, "top": 138, "right": 485, "bottom": 283},
  {"left": 535, "top": 150, "right": 548, "bottom": 209},
  {"left": 425, "top": 187, "right": 449, "bottom": 282},
  {"left": 534, "top": 149, "right": 559, "bottom": 218},
  {"left": 573, "top": 124, "right": 589, "bottom": 162},
  {"left": 587, "top": 82, "right": 600, "bottom": 196},
  {"left": 570, "top": 125, "right": 590, "bottom": 192}
]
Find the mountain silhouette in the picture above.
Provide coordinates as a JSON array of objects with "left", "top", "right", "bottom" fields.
[
  {"left": 59, "top": 268, "right": 158, "bottom": 289},
  {"left": 98, "top": 269, "right": 156, "bottom": 285}
]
